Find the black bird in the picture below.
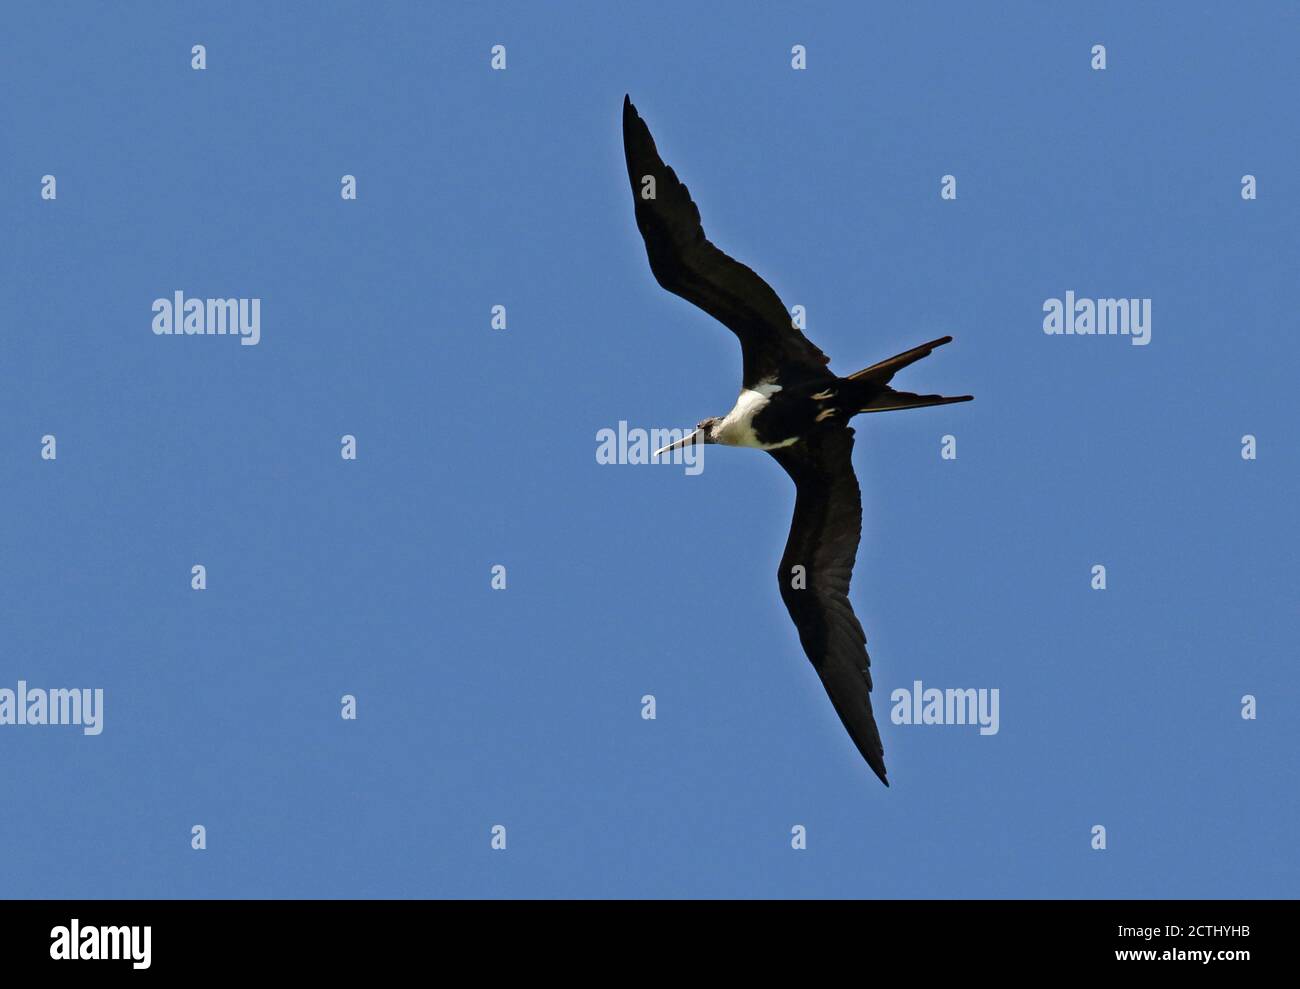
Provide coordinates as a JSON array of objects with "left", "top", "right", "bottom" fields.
[{"left": 622, "top": 96, "right": 972, "bottom": 785}]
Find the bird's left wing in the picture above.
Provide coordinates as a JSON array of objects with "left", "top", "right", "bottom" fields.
[
  {"left": 622, "top": 95, "right": 830, "bottom": 388},
  {"left": 769, "top": 428, "right": 887, "bottom": 785}
]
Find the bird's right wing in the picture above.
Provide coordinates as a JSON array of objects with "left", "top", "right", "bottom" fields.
[
  {"left": 622, "top": 95, "right": 830, "bottom": 388},
  {"left": 769, "top": 428, "right": 887, "bottom": 785}
]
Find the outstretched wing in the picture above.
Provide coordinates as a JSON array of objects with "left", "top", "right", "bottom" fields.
[
  {"left": 622, "top": 95, "right": 830, "bottom": 388},
  {"left": 769, "top": 428, "right": 887, "bottom": 785}
]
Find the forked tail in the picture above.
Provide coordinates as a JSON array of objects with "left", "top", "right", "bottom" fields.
[
  {"left": 857, "top": 388, "right": 973, "bottom": 413},
  {"left": 844, "top": 335, "right": 972, "bottom": 414}
]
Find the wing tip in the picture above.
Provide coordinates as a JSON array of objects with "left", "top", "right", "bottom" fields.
[
  {"left": 870, "top": 757, "right": 889, "bottom": 786},
  {"left": 622, "top": 95, "right": 648, "bottom": 147}
]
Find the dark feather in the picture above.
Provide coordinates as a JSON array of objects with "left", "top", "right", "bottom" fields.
[
  {"left": 769, "top": 428, "right": 887, "bottom": 785},
  {"left": 622, "top": 95, "right": 829, "bottom": 388}
]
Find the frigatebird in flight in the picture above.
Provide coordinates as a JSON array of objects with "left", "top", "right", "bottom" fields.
[{"left": 622, "top": 96, "right": 972, "bottom": 785}]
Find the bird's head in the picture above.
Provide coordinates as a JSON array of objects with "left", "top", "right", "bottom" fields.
[{"left": 654, "top": 417, "right": 721, "bottom": 457}]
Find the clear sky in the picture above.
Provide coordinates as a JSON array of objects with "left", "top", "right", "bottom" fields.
[{"left": 1, "top": 1, "right": 1296, "bottom": 898}]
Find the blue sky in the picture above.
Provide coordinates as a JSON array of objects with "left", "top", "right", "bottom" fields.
[{"left": 1, "top": 1, "right": 1296, "bottom": 898}]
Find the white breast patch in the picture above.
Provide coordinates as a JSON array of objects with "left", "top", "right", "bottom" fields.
[{"left": 715, "top": 380, "right": 798, "bottom": 450}]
